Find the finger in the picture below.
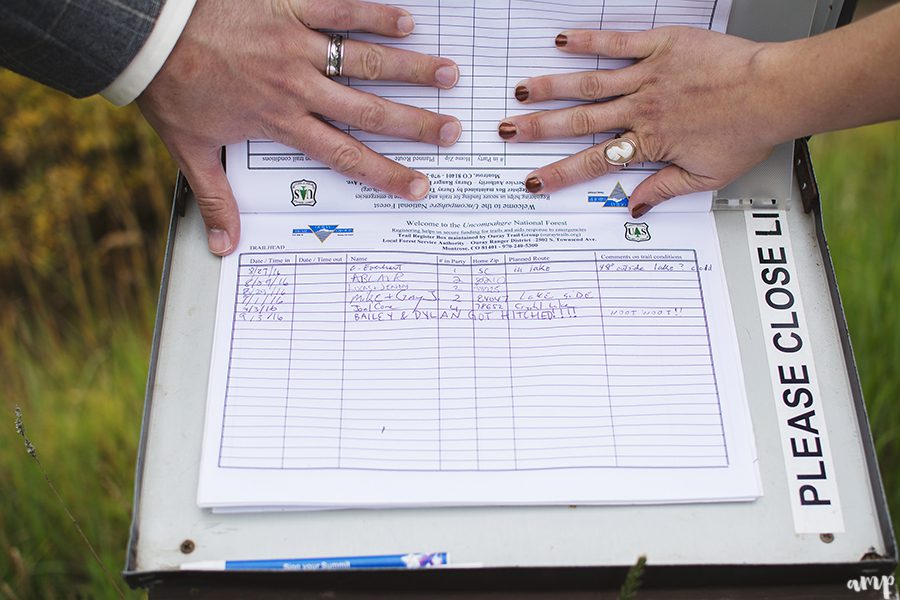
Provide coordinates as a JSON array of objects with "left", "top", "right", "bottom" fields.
[
  {"left": 522, "top": 146, "right": 618, "bottom": 195},
  {"left": 309, "top": 35, "right": 459, "bottom": 89},
  {"left": 628, "top": 165, "right": 711, "bottom": 217},
  {"left": 498, "top": 100, "right": 629, "bottom": 142},
  {"left": 344, "top": 40, "right": 459, "bottom": 88},
  {"left": 555, "top": 29, "right": 660, "bottom": 59},
  {"left": 280, "top": 115, "right": 430, "bottom": 200},
  {"left": 292, "top": 0, "right": 416, "bottom": 37},
  {"left": 178, "top": 146, "right": 241, "bottom": 256},
  {"left": 309, "top": 79, "right": 461, "bottom": 147},
  {"left": 514, "top": 68, "right": 642, "bottom": 103}
]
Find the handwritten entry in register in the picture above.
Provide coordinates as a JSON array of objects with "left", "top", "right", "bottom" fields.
[{"left": 198, "top": 212, "right": 760, "bottom": 509}]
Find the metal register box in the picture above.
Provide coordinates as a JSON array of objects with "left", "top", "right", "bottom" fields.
[{"left": 125, "top": 0, "right": 897, "bottom": 595}]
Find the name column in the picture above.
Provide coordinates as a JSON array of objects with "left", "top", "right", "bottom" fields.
[{"left": 339, "top": 253, "right": 442, "bottom": 470}]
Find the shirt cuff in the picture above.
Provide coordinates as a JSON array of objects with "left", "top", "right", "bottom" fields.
[{"left": 101, "top": 0, "right": 198, "bottom": 106}]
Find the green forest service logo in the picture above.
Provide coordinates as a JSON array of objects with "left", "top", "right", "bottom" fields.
[
  {"left": 625, "top": 222, "right": 651, "bottom": 242},
  {"left": 291, "top": 179, "right": 317, "bottom": 206}
]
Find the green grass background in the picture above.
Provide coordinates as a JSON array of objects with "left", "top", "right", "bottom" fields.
[
  {"left": 813, "top": 122, "right": 900, "bottom": 526},
  {"left": 1, "top": 32, "right": 899, "bottom": 600}
]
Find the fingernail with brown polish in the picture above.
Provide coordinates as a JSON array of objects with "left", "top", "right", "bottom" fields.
[
  {"left": 555, "top": 34, "right": 568, "bottom": 48},
  {"left": 525, "top": 176, "right": 544, "bottom": 193},
  {"left": 515, "top": 85, "right": 529, "bottom": 102},
  {"left": 498, "top": 122, "right": 518, "bottom": 140},
  {"left": 631, "top": 203, "right": 651, "bottom": 218}
]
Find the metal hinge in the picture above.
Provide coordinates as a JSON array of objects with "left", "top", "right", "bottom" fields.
[
  {"left": 713, "top": 197, "right": 783, "bottom": 210},
  {"left": 794, "top": 137, "right": 820, "bottom": 214},
  {"left": 173, "top": 170, "right": 190, "bottom": 218}
]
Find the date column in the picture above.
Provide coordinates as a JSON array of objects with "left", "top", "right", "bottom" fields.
[
  {"left": 221, "top": 254, "right": 296, "bottom": 469},
  {"left": 283, "top": 254, "right": 346, "bottom": 469}
]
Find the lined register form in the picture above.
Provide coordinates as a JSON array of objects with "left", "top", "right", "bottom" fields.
[{"left": 198, "top": 0, "right": 760, "bottom": 510}]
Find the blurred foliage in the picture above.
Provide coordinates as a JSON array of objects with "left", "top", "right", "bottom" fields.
[
  {"left": 0, "top": 73, "right": 167, "bottom": 600},
  {"left": 0, "top": 70, "right": 175, "bottom": 349},
  {"left": 1, "top": 319, "right": 149, "bottom": 600},
  {"left": 811, "top": 121, "right": 900, "bottom": 546}
]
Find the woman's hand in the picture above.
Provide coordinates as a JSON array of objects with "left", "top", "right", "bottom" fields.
[
  {"left": 138, "top": 0, "right": 462, "bottom": 255},
  {"left": 499, "top": 27, "right": 778, "bottom": 217}
]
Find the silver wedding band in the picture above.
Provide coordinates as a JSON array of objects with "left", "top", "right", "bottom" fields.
[
  {"left": 603, "top": 136, "right": 638, "bottom": 167},
  {"left": 326, "top": 34, "right": 345, "bottom": 78}
]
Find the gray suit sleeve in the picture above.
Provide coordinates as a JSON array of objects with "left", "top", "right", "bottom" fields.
[{"left": 0, "top": 0, "right": 165, "bottom": 98}]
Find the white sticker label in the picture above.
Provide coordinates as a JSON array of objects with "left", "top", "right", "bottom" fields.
[{"left": 746, "top": 211, "right": 844, "bottom": 534}]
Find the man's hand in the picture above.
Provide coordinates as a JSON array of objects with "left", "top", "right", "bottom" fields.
[{"left": 138, "top": 0, "right": 461, "bottom": 255}]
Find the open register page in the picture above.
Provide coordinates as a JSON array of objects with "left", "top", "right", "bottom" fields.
[{"left": 198, "top": 0, "right": 760, "bottom": 510}]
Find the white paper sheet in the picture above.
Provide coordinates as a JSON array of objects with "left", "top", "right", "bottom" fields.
[
  {"left": 198, "top": 211, "right": 759, "bottom": 508},
  {"left": 224, "top": 0, "right": 732, "bottom": 214},
  {"left": 199, "top": 0, "right": 756, "bottom": 509}
]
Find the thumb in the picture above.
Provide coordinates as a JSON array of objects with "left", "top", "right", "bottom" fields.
[
  {"left": 628, "top": 165, "right": 707, "bottom": 218},
  {"left": 180, "top": 147, "right": 241, "bottom": 256}
]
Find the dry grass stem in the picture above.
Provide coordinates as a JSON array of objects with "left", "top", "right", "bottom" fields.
[{"left": 13, "top": 407, "right": 127, "bottom": 599}]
